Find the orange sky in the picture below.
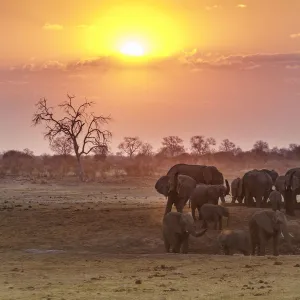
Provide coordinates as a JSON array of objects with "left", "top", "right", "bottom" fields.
[{"left": 1, "top": 0, "right": 300, "bottom": 154}]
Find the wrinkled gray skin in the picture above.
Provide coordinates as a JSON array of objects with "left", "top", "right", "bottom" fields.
[
  {"left": 275, "top": 175, "right": 287, "bottom": 196},
  {"left": 200, "top": 203, "right": 229, "bottom": 230},
  {"left": 231, "top": 177, "right": 242, "bottom": 204},
  {"left": 167, "top": 164, "right": 224, "bottom": 185},
  {"left": 238, "top": 169, "right": 273, "bottom": 207},
  {"left": 284, "top": 168, "right": 300, "bottom": 216},
  {"left": 162, "top": 212, "right": 207, "bottom": 253},
  {"left": 249, "top": 210, "right": 294, "bottom": 256},
  {"left": 260, "top": 169, "right": 279, "bottom": 185},
  {"left": 269, "top": 190, "right": 282, "bottom": 211},
  {"left": 218, "top": 229, "right": 250, "bottom": 255},
  {"left": 190, "top": 181, "right": 230, "bottom": 221},
  {"left": 155, "top": 173, "right": 197, "bottom": 215}
]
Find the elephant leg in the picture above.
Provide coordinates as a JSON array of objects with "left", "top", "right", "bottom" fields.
[
  {"left": 241, "top": 249, "right": 250, "bottom": 256},
  {"left": 218, "top": 216, "right": 222, "bottom": 230},
  {"left": 181, "top": 235, "right": 189, "bottom": 254},
  {"left": 272, "top": 233, "right": 279, "bottom": 256},
  {"left": 255, "top": 196, "right": 262, "bottom": 208},
  {"left": 223, "top": 245, "right": 230, "bottom": 255},
  {"left": 191, "top": 206, "right": 197, "bottom": 221},
  {"left": 202, "top": 220, "right": 208, "bottom": 229},
  {"left": 172, "top": 235, "right": 181, "bottom": 253},
  {"left": 163, "top": 233, "right": 170, "bottom": 253},
  {"left": 258, "top": 230, "right": 266, "bottom": 256},
  {"left": 197, "top": 206, "right": 202, "bottom": 220},
  {"left": 164, "top": 196, "right": 174, "bottom": 215}
]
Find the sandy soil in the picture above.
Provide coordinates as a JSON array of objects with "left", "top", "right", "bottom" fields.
[{"left": 0, "top": 176, "right": 300, "bottom": 299}]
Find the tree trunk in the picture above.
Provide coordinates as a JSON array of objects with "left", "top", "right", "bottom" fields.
[{"left": 75, "top": 153, "right": 84, "bottom": 182}]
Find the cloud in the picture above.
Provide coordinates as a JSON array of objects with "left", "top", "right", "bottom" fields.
[
  {"left": 290, "top": 33, "right": 300, "bottom": 39},
  {"left": 237, "top": 4, "right": 247, "bottom": 8},
  {"left": 3, "top": 51, "right": 300, "bottom": 74},
  {"left": 43, "top": 23, "right": 63, "bottom": 30},
  {"left": 205, "top": 5, "right": 222, "bottom": 10}
]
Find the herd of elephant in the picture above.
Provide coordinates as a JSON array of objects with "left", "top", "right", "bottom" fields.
[{"left": 154, "top": 164, "right": 299, "bottom": 255}]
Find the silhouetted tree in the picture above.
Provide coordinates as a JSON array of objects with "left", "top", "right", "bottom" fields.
[
  {"left": 23, "top": 148, "right": 34, "bottom": 157},
  {"left": 252, "top": 140, "right": 269, "bottom": 153},
  {"left": 93, "top": 145, "right": 109, "bottom": 161},
  {"left": 118, "top": 137, "right": 143, "bottom": 158},
  {"left": 50, "top": 136, "right": 73, "bottom": 156},
  {"left": 219, "top": 139, "right": 242, "bottom": 155},
  {"left": 190, "top": 135, "right": 216, "bottom": 155},
  {"left": 160, "top": 136, "right": 185, "bottom": 157},
  {"left": 32, "top": 95, "right": 112, "bottom": 181},
  {"left": 139, "top": 142, "right": 154, "bottom": 156}
]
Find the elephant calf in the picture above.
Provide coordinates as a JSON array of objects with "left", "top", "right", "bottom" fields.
[
  {"left": 269, "top": 190, "right": 282, "bottom": 211},
  {"left": 200, "top": 203, "right": 229, "bottom": 230},
  {"left": 162, "top": 212, "right": 207, "bottom": 254},
  {"left": 218, "top": 229, "right": 250, "bottom": 255}
]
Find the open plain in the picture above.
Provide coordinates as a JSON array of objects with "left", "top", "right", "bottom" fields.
[{"left": 0, "top": 176, "right": 300, "bottom": 300}]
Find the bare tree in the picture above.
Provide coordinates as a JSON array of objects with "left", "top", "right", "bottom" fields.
[
  {"left": 23, "top": 148, "right": 34, "bottom": 157},
  {"left": 32, "top": 95, "right": 112, "bottom": 181},
  {"left": 50, "top": 136, "right": 73, "bottom": 156},
  {"left": 139, "top": 142, "right": 154, "bottom": 156},
  {"left": 118, "top": 137, "right": 143, "bottom": 158},
  {"left": 93, "top": 145, "right": 109, "bottom": 161},
  {"left": 219, "top": 138, "right": 241, "bottom": 155},
  {"left": 160, "top": 136, "right": 185, "bottom": 157},
  {"left": 252, "top": 140, "right": 269, "bottom": 153},
  {"left": 190, "top": 135, "right": 216, "bottom": 155}
]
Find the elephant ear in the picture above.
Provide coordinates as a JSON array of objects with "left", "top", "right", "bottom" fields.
[
  {"left": 155, "top": 176, "right": 169, "bottom": 197},
  {"left": 203, "top": 167, "right": 213, "bottom": 184},
  {"left": 254, "top": 211, "right": 274, "bottom": 235}
]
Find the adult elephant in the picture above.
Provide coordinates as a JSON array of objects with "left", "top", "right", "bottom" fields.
[
  {"left": 231, "top": 177, "right": 242, "bottom": 203},
  {"left": 260, "top": 169, "right": 279, "bottom": 185},
  {"left": 155, "top": 173, "right": 197, "bottom": 215},
  {"left": 190, "top": 180, "right": 230, "bottom": 221},
  {"left": 275, "top": 175, "right": 287, "bottom": 196},
  {"left": 284, "top": 168, "right": 300, "bottom": 216},
  {"left": 166, "top": 164, "right": 224, "bottom": 185},
  {"left": 249, "top": 210, "right": 294, "bottom": 256},
  {"left": 238, "top": 169, "right": 273, "bottom": 207}
]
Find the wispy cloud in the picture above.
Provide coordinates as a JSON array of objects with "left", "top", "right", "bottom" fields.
[
  {"left": 237, "top": 4, "right": 247, "bottom": 8},
  {"left": 205, "top": 5, "right": 222, "bottom": 11},
  {"left": 43, "top": 23, "right": 63, "bottom": 30},
  {"left": 290, "top": 33, "right": 300, "bottom": 39}
]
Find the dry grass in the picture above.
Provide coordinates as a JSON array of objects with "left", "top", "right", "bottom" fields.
[{"left": 0, "top": 176, "right": 300, "bottom": 299}]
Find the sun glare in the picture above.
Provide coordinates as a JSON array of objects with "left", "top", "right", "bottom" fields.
[{"left": 120, "top": 41, "right": 145, "bottom": 56}]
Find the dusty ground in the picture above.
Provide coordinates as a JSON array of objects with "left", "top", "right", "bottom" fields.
[{"left": 0, "top": 176, "right": 300, "bottom": 299}]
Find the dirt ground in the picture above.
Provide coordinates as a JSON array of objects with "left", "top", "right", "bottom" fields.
[{"left": 1, "top": 176, "right": 300, "bottom": 299}]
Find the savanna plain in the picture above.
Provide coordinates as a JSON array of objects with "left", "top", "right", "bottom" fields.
[{"left": 1, "top": 173, "right": 300, "bottom": 300}]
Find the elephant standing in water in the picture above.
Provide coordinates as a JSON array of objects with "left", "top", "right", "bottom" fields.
[
  {"left": 238, "top": 169, "right": 273, "bottom": 207},
  {"left": 162, "top": 212, "right": 207, "bottom": 254},
  {"left": 155, "top": 164, "right": 226, "bottom": 215},
  {"left": 249, "top": 210, "right": 294, "bottom": 256}
]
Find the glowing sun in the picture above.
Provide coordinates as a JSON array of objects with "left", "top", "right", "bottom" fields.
[{"left": 119, "top": 41, "right": 145, "bottom": 56}]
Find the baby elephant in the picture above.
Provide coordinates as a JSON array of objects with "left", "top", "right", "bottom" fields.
[
  {"left": 218, "top": 229, "right": 250, "bottom": 255},
  {"left": 269, "top": 190, "right": 282, "bottom": 211},
  {"left": 162, "top": 212, "right": 207, "bottom": 254},
  {"left": 200, "top": 203, "right": 229, "bottom": 230}
]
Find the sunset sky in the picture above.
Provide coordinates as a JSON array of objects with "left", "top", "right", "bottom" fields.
[{"left": 1, "top": 0, "right": 300, "bottom": 154}]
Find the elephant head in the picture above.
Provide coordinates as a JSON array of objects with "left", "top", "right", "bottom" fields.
[
  {"left": 290, "top": 175, "right": 300, "bottom": 192},
  {"left": 179, "top": 213, "right": 207, "bottom": 237},
  {"left": 275, "top": 175, "right": 287, "bottom": 195},
  {"left": 253, "top": 210, "right": 293, "bottom": 250},
  {"left": 155, "top": 175, "right": 170, "bottom": 197},
  {"left": 207, "top": 180, "right": 230, "bottom": 203}
]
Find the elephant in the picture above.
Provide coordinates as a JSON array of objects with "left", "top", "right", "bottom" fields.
[
  {"left": 162, "top": 212, "right": 207, "bottom": 253},
  {"left": 238, "top": 169, "right": 273, "bottom": 207},
  {"left": 155, "top": 173, "right": 197, "bottom": 215},
  {"left": 260, "top": 169, "right": 279, "bottom": 185},
  {"left": 269, "top": 190, "right": 282, "bottom": 211},
  {"left": 166, "top": 164, "right": 224, "bottom": 185},
  {"left": 284, "top": 168, "right": 300, "bottom": 216},
  {"left": 249, "top": 210, "right": 294, "bottom": 256},
  {"left": 190, "top": 180, "right": 230, "bottom": 221},
  {"left": 218, "top": 229, "right": 250, "bottom": 255},
  {"left": 200, "top": 203, "right": 229, "bottom": 230},
  {"left": 275, "top": 175, "right": 286, "bottom": 196},
  {"left": 231, "top": 177, "right": 242, "bottom": 203}
]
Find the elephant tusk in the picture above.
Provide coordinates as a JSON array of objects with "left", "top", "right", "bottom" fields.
[
  {"left": 281, "top": 232, "right": 284, "bottom": 238},
  {"left": 289, "top": 233, "right": 295, "bottom": 238}
]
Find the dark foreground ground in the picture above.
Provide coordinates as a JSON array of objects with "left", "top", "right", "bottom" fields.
[{"left": 0, "top": 177, "right": 300, "bottom": 299}]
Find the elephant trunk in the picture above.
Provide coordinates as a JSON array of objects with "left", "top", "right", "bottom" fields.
[
  {"left": 190, "top": 228, "right": 207, "bottom": 238},
  {"left": 280, "top": 221, "right": 294, "bottom": 252},
  {"left": 225, "top": 179, "right": 230, "bottom": 196}
]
